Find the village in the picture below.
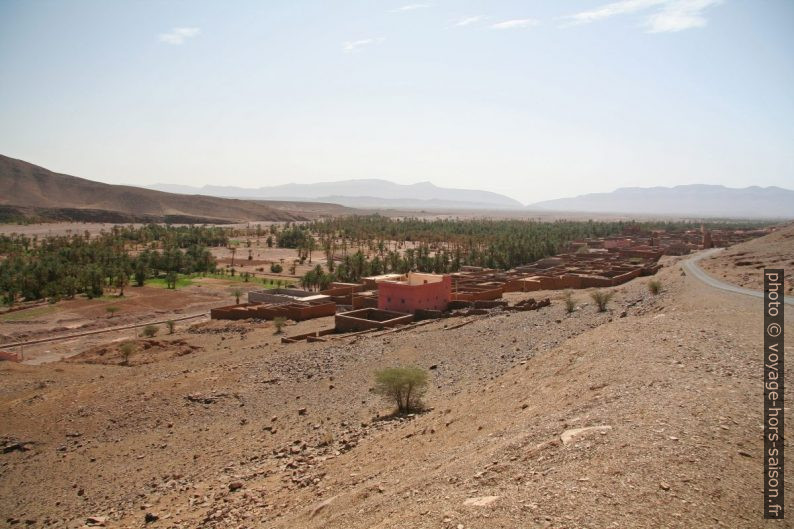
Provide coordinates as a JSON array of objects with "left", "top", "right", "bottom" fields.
[{"left": 208, "top": 224, "right": 769, "bottom": 342}]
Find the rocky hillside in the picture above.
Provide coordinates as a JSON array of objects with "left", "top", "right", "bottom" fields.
[
  {"left": 0, "top": 155, "right": 355, "bottom": 223},
  {"left": 0, "top": 257, "right": 788, "bottom": 528}
]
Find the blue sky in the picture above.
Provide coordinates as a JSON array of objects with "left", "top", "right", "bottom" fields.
[{"left": 0, "top": 0, "right": 792, "bottom": 203}]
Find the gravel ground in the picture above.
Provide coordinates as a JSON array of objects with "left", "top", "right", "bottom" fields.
[{"left": 1, "top": 248, "right": 791, "bottom": 529}]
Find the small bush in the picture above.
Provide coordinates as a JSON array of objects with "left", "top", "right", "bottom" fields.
[
  {"left": 142, "top": 324, "right": 158, "bottom": 338},
  {"left": 106, "top": 306, "right": 120, "bottom": 318},
  {"left": 374, "top": 366, "right": 428, "bottom": 414},
  {"left": 270, "top": 263, "right": 283, "bottom": 273},
  {"left": 232, "top": 288, "right": 243, "bottom": 305},
  {"left": 590, "top": 290, "right": 614, "bottom": 312},
  {"left": 562, "top": 290, "right": 575, "bottom": 314},
  {"left": 166, "top": 320, "right": 175, "bottom": 334},
  {"left": 273, "top": 316, "right": 287, "bottom": 334},
  {"left": 648, "top": 279, "right": 662, "bottom": 295},
  {"left": 119, "top": 342, "right": 135, "bottom": 366}
]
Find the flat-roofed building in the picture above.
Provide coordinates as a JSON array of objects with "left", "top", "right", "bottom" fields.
[{"left": 377, "top": 272, "right": 451, "bottom": 313}]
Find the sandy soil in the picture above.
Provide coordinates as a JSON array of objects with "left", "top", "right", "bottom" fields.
[
  {"left": 1, "top": 246, "right": 790, "bottom": 528},
  {"left": 700, "top": 224, "right": 794, "bottom": 294},
  {"left": 0, "top": 279, "right": 269, "bottom": 363}
]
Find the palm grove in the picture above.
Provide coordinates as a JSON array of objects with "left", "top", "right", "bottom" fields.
[
  {"left": 0, "top": 225, "right": 225, "bottom": 304},
  {"left": 1, "top": 216, "right": 756, "bottom": 304}
]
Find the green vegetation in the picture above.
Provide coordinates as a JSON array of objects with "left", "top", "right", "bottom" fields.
[
  {"left": 141, "top": 324, "right": 159, "bottom": 338},
  {"left": 145, "top": 275, "right": 195, "bottom": 289},
  {"left": 166, "top": 320, "right": 175, "bottom": 334},
  {"left": 563, "top": 290, "right": 576, "bottom": 314},
  {"left": 231, "top": 288, "right": 243, "bottom": 305},
  {"left": 105, "top": 306, "right": 120, "bottom": 318},
  {"left": 648, "top": 279, "right": 662, "bottom": 295},
  {"left": 119, "top": 341, "right": 135, "bottom": 366},
  {"left": 590, "top": 290, "right": 615, "bottom": 312},
  {"left": 273, "top": 316, "right": 287, "bottom": 334},
  {"left": 374, "top": 366, "right": 429, "bottom": 414},
  {"left": 270, "top": 263, "right": 283, "bottom": 273},
  {"left": 0, "top": 225, "right": 223, "bottom": 304},
  {"left": 300, "top": 265, "right": 333, "bottom": 292}
]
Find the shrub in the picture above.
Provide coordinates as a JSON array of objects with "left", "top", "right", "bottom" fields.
[
  {"left": 590, "top": 290, "right": 614, "bottom": 312},
  {"left": 648, "top": 279, "right": 662, "bottom": 295},
  {"left": 106, "top": 306, "right": 120, "bottom": 318},
  {"left": 119, "top": 342, "right": 135, "bottom": 366},
  {"left": 273, "top": 316, "right": 287, "bottom": 334},
  {"left": 166, "top": 320, "right": 175, "bottom": 334},
  {"left": 142, "top": 324, "right": 158, "bottom": 338},
  {"left": 270, "top": 263, "right": 283, "bottom": 273},
  {"left": 232, "top": 288, "right": 243, "bottom": 305},
  {"left": 374, "top": 366, "right": 428, "bottom": 414},
  {"left": 562, "top": 290, "right": 575, "bottom": 314}
]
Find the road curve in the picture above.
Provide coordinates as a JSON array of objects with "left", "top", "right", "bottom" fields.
[{"left": 682, "top": 248, "right": 793, "bottom": 306}]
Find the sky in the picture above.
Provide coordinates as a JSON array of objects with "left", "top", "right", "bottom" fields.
[{"left": 0, "top": 0, "right": 792, "bottom": 204}]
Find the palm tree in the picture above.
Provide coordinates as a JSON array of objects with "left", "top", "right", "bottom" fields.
[{"left": 232, "top": 288, "right": 243, "bottom": 305}]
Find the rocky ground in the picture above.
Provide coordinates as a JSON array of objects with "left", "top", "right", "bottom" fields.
[
  {"left": 701, "top": 224, "right": 794, "bottom": 294},
  {"left": 1, "top": 247, "right": 792, "bottom": 528}
]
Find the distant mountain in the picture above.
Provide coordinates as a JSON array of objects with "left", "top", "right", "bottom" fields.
[
  {"left": 0, "top": 155, "right": 354, "bottom": 223},
  {"left": 147, "top": 179, "right": 524, "bottom": 209},
  {"left": 530, "top": 185, "right": 794, "bottom": 219}
]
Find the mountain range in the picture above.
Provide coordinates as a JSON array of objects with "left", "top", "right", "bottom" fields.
[
  {"left": 147, "top": 180, "right": 523, "bottom": 210},
  {"left": 532, "top": 185, "right": 794, "bottom": 219},
  {"left": 1, "top": 154, "right": 791, "bottom": 220}
]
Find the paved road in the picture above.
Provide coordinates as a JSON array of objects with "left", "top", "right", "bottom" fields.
[{"left": 682, "top": 248, "right": 793, "bottom": 306}]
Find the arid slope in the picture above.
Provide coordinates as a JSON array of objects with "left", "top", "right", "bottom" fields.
[
  {"left": 0, "top": 155, "right": 355, "bottom": 223},
  {"left": 0, "top": 256, "right": 790, "bottom": 529},
  {"left": 701, "top": 223, "right": 794, "bottom": 294}
]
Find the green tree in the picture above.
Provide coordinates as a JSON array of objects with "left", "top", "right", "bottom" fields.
[
  {"left": 119, "top": 341, "right": 135, "bottom": 366},
  {"left": 374, "top": 366, "right": 428, "bottom": 414}
]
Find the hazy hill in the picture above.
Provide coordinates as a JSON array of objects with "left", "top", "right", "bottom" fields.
[
  {"left": 0, "top": 155, "right": 354, "bottom": 223},
  {"left": 530, "top": 184, "right": 794, "bottom": 218},
  {"left": 148, "top": 179, "right": 524, "bottom": 209}
]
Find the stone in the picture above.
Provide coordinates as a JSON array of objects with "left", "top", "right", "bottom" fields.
[
  {"left": 463, "top": 495, "right": 500, "bottom": 507},
  {"left": 560, "top": 425, "right": 612, "bottom": 446},
  {"left": 310, "top": 496, "right": 337, "bottom": 519},
  {"left": 229, "top": 482, "right": 243, "bottom": 492},
  {"left": 85, "top": 516, "right": 107, "bottom": 526},
  {"left": 144, "top": 512, "right": 159, "bottom": 523}
]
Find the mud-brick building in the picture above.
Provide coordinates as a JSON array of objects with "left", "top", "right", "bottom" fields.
[{"left": 378, "top": 273, "right": 452, "bottom": 313}]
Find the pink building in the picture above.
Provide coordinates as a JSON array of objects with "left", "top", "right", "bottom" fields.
[{"left": 377, "top": 273, "right": 452, "bottom": 314}]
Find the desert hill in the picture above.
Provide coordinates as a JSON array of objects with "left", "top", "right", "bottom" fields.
[
  {"left": 531, "top": 184, "right": 794, "bottom": 218},
  {"left": 0, "top": 155, "right": 355, "bottom": 223}
]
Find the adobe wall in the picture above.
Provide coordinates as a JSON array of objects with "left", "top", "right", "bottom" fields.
[
  {"left": 378, "top": 275, "right": 452, "bottom": 313},
  {"left": 335, "top": 309, "right": 413, "bottom": 332},
  {"left": 211, "top": 301, "right": 336, "bottom": 321},
  {"left": 248, "top": 288, "right": 319, "bottom": 304}
]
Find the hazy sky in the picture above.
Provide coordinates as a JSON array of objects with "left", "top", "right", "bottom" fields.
[{"left": 1, "top": 0, "right": 792, "bottom": 203}]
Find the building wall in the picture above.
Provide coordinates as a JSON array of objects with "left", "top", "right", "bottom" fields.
[{"left": 378, "top": 274, "right": 452, "bottom": 313}]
